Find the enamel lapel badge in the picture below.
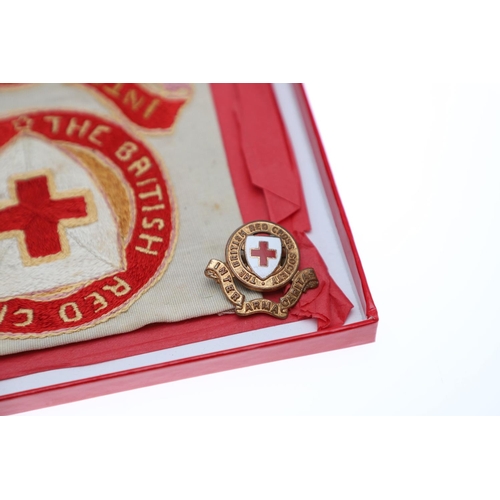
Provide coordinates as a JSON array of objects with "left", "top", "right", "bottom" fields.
[{"left": 205, "top": 221, "right": 319, "bottom": 319}]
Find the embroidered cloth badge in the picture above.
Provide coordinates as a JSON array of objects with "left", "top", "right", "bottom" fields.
[{"left": 0, "top": 111, "right": 177, "bottom": 338}]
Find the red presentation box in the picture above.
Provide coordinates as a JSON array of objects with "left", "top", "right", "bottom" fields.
[{"left": 0, "top": 84, "right": 378, "bottom": 415}]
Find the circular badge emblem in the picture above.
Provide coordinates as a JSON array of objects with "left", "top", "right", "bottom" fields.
[
  {"left": 225, "top": 221, "right": 299, "bottom": 292},
  {"left": 206, "top": 220, "right": 318, "bottom": 319},
  {"left": 0, "top": 111, "right": 177, "bottom": 339}
]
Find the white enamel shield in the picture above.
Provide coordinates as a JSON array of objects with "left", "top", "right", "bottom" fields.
[{"left": 244, "top": 235, "right": 282, "bottom": 279}]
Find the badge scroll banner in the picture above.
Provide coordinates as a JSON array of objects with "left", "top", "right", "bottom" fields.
[{"left": 205, "top": 259, "right": 319, "bottom": 319}]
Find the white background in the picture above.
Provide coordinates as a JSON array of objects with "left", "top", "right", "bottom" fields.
[
  {"left": 3, "top": 3, "right": 500, "bottom": 499},
  {"left": 19, "top": 81, "right": 500, "bottom": 415}
]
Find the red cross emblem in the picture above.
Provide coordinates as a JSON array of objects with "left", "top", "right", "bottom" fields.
[
  {"left": 250, "top": 240, "right": 277, "bottom": 267},
  {"left": 0, "top": 171, "right": 95, "bottom": 265},
  {"left": 0, "top": 110, "right": 177, "bottom": 339}
]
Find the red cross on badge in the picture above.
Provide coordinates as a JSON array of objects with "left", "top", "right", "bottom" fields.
[
  {"left": 244, "top": 234, "right": 282, "bottom": 280},
  {"left": 250, "top": 240, "right": 277, "bottom": 267}
]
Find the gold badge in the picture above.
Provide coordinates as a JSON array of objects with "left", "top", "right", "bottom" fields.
[{"left": 205, "top": 221, "right": 319, "bottom": 319}]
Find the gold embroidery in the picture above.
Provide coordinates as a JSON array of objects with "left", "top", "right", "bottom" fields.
[
  {"left": 13, "top": 308, "right": 33, "bottom": 327},
  {"left": 66, "top": 117, "right": 92, "bottom": 138},
  {"left": 84, "top": 292, "right": 108, "bottom": 313},
  {"left": 128, "top": 156, "right": 152, "bottom": 177},
  {"left": 88, "top": 125, "right": 111, "bottom": 146},
  {"left": 142, "top": 217, "right": 165, "bottom": 231},
  {"left": 12, "top": 115, "right": 34, "bottom": 131},
  {"left": 123, "top": 89, "right": 145, "bottom": 111},
  {"left": 143, "top": 98, "right": 161, "bottom": 119},
  {"left": 115, "top": 141, "right": 138, "bottom": 161},
  {"left": 59, "top": 302, "right": 83, "bottom": 323},
  {"left": 138, "top": 183, "right": 163, "bottom": 201},
  {"left": 43, "top": 116, "right": 61, "bottom": 133},
  {"left": 0, "top": 304, "right": 6, "bottom": 324},
  {"left": 102, "top": 83, "right": 124, "bottom": 98},
  {"left": 135, "top": 234, "right": 163, "bottom": 255},
  {"left": 102, "top": 277, "right": 131, "bottom": 297},
  {"left": 62, "top": 145, "right": 132, "bottom": 243},
  {"left": 142, "top": 204, "right": 165, "bottom": 212}
]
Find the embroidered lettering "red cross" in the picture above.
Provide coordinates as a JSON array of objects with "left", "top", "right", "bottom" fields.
[
  {"left": 250, "top": 240, "right": 277, "bottom": 267},
  {"left": 0, "top": 174, "right": 90, "bottom": 259}
]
